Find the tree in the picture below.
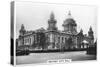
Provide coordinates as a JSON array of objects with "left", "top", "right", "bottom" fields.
[
  {"left": 35, "top": 32, "right": 46, "bottom": 50},
  {"left": 39, "top": 32, "right": 46, "bottom": 49}
]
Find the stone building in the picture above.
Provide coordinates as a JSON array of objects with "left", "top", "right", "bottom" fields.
[{"left": 17, "top": 11, "right": 95, "bottom": 50}]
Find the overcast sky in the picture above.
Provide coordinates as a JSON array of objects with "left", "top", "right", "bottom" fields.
[{"left": 15, "top": 2, "right": 97, "bottom": 40}]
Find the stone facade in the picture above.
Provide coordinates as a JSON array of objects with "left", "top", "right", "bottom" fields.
[{"left": 17, "top": 11, "right": 94, "bottom": 50}]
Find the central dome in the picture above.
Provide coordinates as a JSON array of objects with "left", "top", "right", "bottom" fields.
[
  {"left": 63, "top": 18, "right": 77, "bottom": 26},
  {"left": 63, "top": 11, "right": 77, "bottom": 26}
]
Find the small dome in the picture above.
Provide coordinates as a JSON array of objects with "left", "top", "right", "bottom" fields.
[
  {"left": 48, "top": 12, "right": 56, "bottom": 23},
  {"left": 88, "top": 26, "right": 93, "bottom": 34},
  {"left": 19, "top": 24, "right": 26, "bottom": 32},
  {"left": 50, "top": 12, "right": 55, "bottom": 20}
]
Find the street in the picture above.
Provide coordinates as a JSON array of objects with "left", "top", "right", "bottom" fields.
[{"left": 16, "top": 51, "right": 96, "bottom": 65}]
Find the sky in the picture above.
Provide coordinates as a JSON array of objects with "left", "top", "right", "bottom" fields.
[{"left": 15, "top": 2, "right": 97, "bottom": 40}]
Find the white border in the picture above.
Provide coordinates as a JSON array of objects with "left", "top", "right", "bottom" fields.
[
  {"left": 13, "top": 1, "right": 98, "bottom": 66},
  {"left": 14, "top": 1, "right": 16, "bottom": 66}
]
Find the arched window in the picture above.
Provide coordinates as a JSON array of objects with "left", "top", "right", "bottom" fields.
[
  {"left": 58, "top": 37, "right": 60, "bottom": 43},
  {"left": 62, "top": 37, "right": 64, "bottom": 43}
]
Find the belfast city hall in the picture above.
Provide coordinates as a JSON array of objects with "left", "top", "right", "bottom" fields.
[{"left": 16, "top": 11, "right": 95, "bottom": 50}]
